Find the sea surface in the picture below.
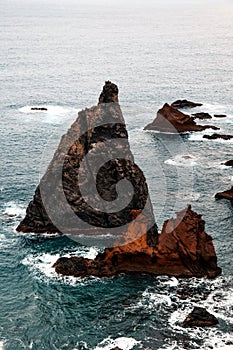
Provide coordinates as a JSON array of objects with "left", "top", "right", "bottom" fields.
[{"left": 0, "top": 0, "right": 233, "bottom": 349}]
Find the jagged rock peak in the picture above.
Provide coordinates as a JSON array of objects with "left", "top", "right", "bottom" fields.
[{"left": 98, "top": 81, "right": 119, "bottom": 104}]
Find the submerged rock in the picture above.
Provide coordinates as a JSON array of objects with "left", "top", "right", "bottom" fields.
[
  {"left": 31, "top": 107, "right": 48, "bottom": 111},
  {"left": 144, "top": 103, "right": 219, "bottom": 133},
  {"left": 214, "top": 114, "right": 227, "bottom": 118},
  {"left": 203, "top": 133, "right": 233, "bottom": 140},
  {"left": 222, "top": 160, "right": 233, "bottom": 167},
  {"left": 215, "top": 187, "right": 233, "bottom": 200},
  {"left": 183, "top": 307, "right": 218, "bottom": 327},
  {"left": 17, "top": 81, "right": 158, "bottom": 247},
  {"left": 53, "top": 205, "right": 221, "bottom": 279},
  {"left": 192, "top": 112, "right": 212, "bottom": 120},
  {"left": 171, "top": 100, "right": 202, "bottom": 109}
]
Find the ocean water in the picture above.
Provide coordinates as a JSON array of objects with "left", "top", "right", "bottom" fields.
[{"left": 0, "top": 0, "right": 233, "bottom": 349}]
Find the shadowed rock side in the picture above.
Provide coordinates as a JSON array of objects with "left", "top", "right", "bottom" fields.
[
  {"left": 144, "top": 103, "right": 219, "bottom": 133},
  {"left": 215, "top": 187, "right": 233, "bottom": 201},
  {"left": 17, "top": 81, "right": 158, "bottom": 247},
  {"left": 53, "top": 206, "right": 221, "bottom": 279}
]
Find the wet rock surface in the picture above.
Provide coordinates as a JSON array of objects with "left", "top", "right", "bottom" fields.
[
  {"left": 215, "top": 187, "right": 233, "bottom": 200},
  {"left": 183, "top": 307, "right": 219, "bottom": 327},
  {"left": 192, "top": 112, "right": 212, "bottom": 119},
  {"left": 203, "top": 133, "right": 233, "bottom": 140},
  {"left": 171, "top": 99, "right": 203, "bottom": 109}
]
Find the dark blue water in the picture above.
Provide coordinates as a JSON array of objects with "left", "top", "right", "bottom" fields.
[{"left": 0, "top": 1, "right": 233, "bottom": 349}]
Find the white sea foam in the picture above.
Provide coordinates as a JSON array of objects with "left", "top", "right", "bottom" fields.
[
  {"left": 168, "top": 276, "right": 233, "bottom": 350},
  {"left": 164, "top": 154, "right": 197, "bottom": 167},
  {"left": 0, "top": 341, "right": 4, "bottom": 350},
  {"left": 21, "top": 246, "right": 100, "bottom": 285},
  {"left": 3, "top": 201, "right": 25, "bottom": 218},
  {"left": 19, "top": 105, "right": 75, "bottom": 115},
  {"left": 94, "top": 337, "right": 140, "bottom": 350}
]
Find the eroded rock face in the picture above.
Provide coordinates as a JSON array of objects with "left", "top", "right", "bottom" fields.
[
  {"left": 171, "top": 100, "right": 202, "bottom": 109},
  {"left": 144, "top": 103, "right": 219, "bottom": 133},
  {"left": 183, "top": 307, "right": 218, "bottom": 327},
  {"left": 17, "top": 82, "right": 158, "bottom": 247},
  {"left": 53, "top": 206, "right": 221, "bottom": 279},
  {"left": 203, "top": 133, "right": 233, "bottom": 140},
  {"left": 215, "top": 187, "right": 233, "bottom": 200}
]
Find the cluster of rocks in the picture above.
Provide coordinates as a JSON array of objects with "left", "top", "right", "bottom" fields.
[
  {"left": 144, "top": 99, "right": 232, "bottom": 202},
  {"left": 17, "top": 83, "right": 226, "bottom": 329}
]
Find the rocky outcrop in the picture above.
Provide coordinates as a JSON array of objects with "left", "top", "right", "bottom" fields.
[
  {"left": 144, "top": 103, "right": 219, "bottom": 133},
  {"left": 222, "top": 160, "right": 233, "bottom": 167},
  {"left": 53, "top": 206, "right": 221, "bottom": 279},
  {"left": 171, "top": 100, "right": 202, "bottom": 109},
  {"left": 17, "top": 82, "right": 158, "bottom": 247},
  {"left": 183, "top": 307, "right": 218, "bottom": 327},
  {"left": 203, "top": 133, "right": 233, "bottom": 140},
  {"left": 192, "top": 112, "right": 212, "bottom": 120},
  {"left": 215, "top": 187, "right": 233, "bottom": 200},
  {"left": 31, "top": 107, "right": 48, "bottom": 111}
]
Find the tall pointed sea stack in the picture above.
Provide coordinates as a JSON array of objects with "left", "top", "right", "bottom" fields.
[{"left": 17, "top": 81, "right": 158, "bottom": 247}]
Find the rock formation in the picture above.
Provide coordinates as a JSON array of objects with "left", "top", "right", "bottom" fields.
[
  {"left": 215, "top": 187, "right": 233, "bottom": 200},
  {"left": 183, "top": 307, "right": 218, "bottom": 327},
  {"left": 203, "top": 133, "right": 233, "bottom": 140},
  {"left": 17, "top": 81, "right": 158, "bottom": 247},
  {"left": 53, "top": 206, "right": 221, "bottom": 279},
  {"left": 192, "top": 112, "right": 212, "bottom": 120},
  {"left": 171, "top": 100, "right": 202, "bottom": 109},
  {"left": 18, "top": 83, "right": 221, "bottom": 280},
  {"left": 144, "top": 103, "right": 219, "bottom": 133}
]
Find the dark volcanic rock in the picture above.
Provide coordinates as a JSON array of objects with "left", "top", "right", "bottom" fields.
[
  {"left": 214, "top": 114, "right": 227, "bottom": 118},
  {"left": 191, "top": 112, "right": 212, "bottom": 120},
  {"left": 215, "top": 187, "right": 233, "bottom": 200},
  {"left": 183, "top": 307, "right": 218, "bottom": 327},
  {"left": 17, "top": 82, "right": 158, "bottom": 247},
  {"left": 203, "top": 133, "right": 233, "bottom": 140},
  {"left": 53, "top": 206, "right": 221, "bottom": 279},
  {"left": 31, "top": 107, "right": 48, "bottom": 111},
  {"left": 171, "top": 100, "right": 202, "bottom": 109},
  {"left": 98, "top": 80, "right": 119, "bottom": 104},
  {"left": 222, "top": 160, "right": 233, "bottom": 167},
  {"left": 144, "top": 103, "right": 219, "bottom": 133},
  {"left": 110, "top": 348, "right": 123, "bottom": 350}
]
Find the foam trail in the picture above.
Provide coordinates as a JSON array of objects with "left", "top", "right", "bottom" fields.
[
  {"left": 3, "top": 201, "right": 26, "bottom": 218},
  {"left": 94, "top": 337, "right": 140, "bottom": 350}
]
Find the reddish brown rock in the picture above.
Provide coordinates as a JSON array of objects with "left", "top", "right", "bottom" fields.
[
  {"left": 215, "top": 187, "right": 233, "bottom": 200},
  {"left": 171, "top": 100, "right": 202, "bottom": 109},
  {"left": 53, "top": 206, "right": 221, "bottom": 279},
  {"left": 183, "top": 307, "right": 218, "bottom": 327},
  {"left": 144, "top": 103, "right": 219, "bottom": 133}
]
